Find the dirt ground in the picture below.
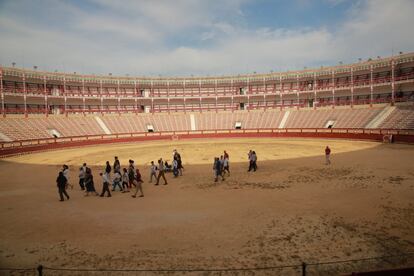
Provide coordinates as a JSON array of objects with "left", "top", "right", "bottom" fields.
[{"left": 0, "top": 138, "right": 413, "bottom": 275}]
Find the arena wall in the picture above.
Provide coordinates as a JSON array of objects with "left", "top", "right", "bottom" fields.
[{"left": 1, "top": 128, "right": 413, "bottom": 157}]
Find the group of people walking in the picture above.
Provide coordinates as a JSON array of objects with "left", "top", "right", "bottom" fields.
[
  {"left": 213, "top": 150, "right": 230, "bottom": 182},
  {"left": 56, "top": 150, "right": 185, "bottom": 201},
  {"left": 247, "top": 150, "right": 258, "bottom": 172},
  {"left": 56, "top": 146, "right": 333, "bottom": 201}
]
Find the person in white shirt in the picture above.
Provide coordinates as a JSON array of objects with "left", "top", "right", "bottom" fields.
[
  {"left": 99, "top": 172, "right": 112, "bottom": 197},
  {"left": 222, "top": 156, "right": 230, "bottom": 176},
  {"left": 62, "top": 164, "right": 73, "bottom": 189},
  {"left": 112, "top": 171, "right": 123, "bottom": 191},
  {"left": 155, "top": 158, "right": 168, "bottom": 185},
  {"left": 172, "top": 157, "right": 179, "bottom": 177},
  {"left": 121, "top": 168, "right": 130, "bottom": 193},
  {"left": 149, "top": 161, "right": 157, "bottom": 183},
  {"left": 248, "top": 150, "right": 258, "bottom": 172}
]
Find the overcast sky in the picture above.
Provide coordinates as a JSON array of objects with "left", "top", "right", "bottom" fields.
[{"left": 0, "top": 0, "right": 413, "bottom": 77}]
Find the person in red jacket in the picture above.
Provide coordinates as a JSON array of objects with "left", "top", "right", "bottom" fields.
[{"left": 325, "top": 146, "right": 331, "bottom": 165}]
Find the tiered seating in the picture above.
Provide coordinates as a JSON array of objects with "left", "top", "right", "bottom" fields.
[
  {"left": 334, "top": 108, "right": 382, "bottom": 128},
  {"left": 193, "top": 110, "right": 284, "bottom": 130},
  {"left": 285, "top": 107, "right": 382, "bottom": 128},
  {"left": 1, "top": 105, "right": 414, "bottom": 142},
  {"left": 0, "top": 117, "right": 50, "bottom": 141},
  {"left": 0, "top": 116, "right": 105, "bottom": 141},
  {"left": 47, "top": 117, "right": 105, "bottom": 136},
  {"left": 101, "top": 113, "right": 191, "bottom": 133},
  {"left": 380, "top": 106, "right": 414, "bottom": 129}
]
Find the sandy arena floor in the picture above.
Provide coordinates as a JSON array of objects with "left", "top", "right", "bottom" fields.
[{"left": 0, "top": 138, "right": 413, "bottom": 275}]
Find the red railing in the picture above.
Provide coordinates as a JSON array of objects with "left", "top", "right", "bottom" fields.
[
  {"left": 2, "top": 72, "right": 413, "bottom": 97},
  {"left": 1, "top": 128, "right": 413, "bottom": 157}
]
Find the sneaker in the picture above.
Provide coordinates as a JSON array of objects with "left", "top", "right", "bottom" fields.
[
  {"left": 139, "top": 195, "right": 144, "bottom": 197},
  {"left": 59, "top": 199, "right": 64, "bottom": 201},
  {"left": 132, "top": 195, "right": 136, "bottom": 198}
]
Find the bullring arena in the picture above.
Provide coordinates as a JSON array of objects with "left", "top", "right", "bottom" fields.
[{"left": 1, "top": 54, "right": 414, "bottom": 275}]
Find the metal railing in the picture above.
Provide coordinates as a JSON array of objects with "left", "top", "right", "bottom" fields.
[{"left": 1, "top": 252, "right": 413, "bottom": 275}]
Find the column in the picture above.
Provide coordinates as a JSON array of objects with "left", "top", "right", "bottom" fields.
[
  {"left": 280, "top": 74, "right": 283, "bottom": 110},
  {"left": 184, "top": 80, "right": 187, "bottom": 98},
  {"left": 151, "top": 98, "right": 154, "bottom": 114},
  {"left": 296, "top": 74, "right": 299, "bottom": 93},
  {"left": 350, "top": 67, "right": 354, "bottom": 107},
  {"left": 43, "top": 76, "right": 48, "bottom": 117},
  {"left": 23, "top": 73, "right": 27, "bottom": 117},
  {"left": 370, "top": 64, "right": 373, "bottom": 107},
  {"left": 150, "top": 80, "right": 153, "bottom": 98},
  {"left": 214, "top": 79, "right": 217, "bottom": 96},
  {"left": 391, "top": 59, "right": 395, "bottom": 105},
  {"left": 280, "top": 93, "right": 283, "bottom": 111},
  {"left": 0, "top": 69, "right": 5, "bottom": 117},
  {"left": 296, "top": 74, "right": 300, "bottom": 110},
  {"left": 247, "top": 95, "right": 250, "bottom": 111},
  {"left": 134, "top": 80, "right": 138, "bottom": 113},
  {"left": 332, "top": 70, "right": 335, "bottom": 109},
  {"left": 297, "top": 92, "right": 300, "bottom": 110},
  {"left": 247, "top": 77, "right": 250, "bottom": 94},
  {"left": 117, "top": 97, "right": 121, "bottom": 115},
  {"left": 63, "top": 77, "right": 67, "bottom": 116},
  {"left": 82, "top": 78, "right": 86, "bottom": 115},
  {"left": 99, "top": 80, "right": 103, "bottom": 115},
  {"left": 313, "top": 72, "right": 317, "bottom": 109}
]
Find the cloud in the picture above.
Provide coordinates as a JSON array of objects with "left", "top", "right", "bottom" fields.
[
  {"left": 336, "top": 0, "right": 414, "bottom": 59},
  {"left": 0, "top": 0, "right": 413, "bottom": 76}
]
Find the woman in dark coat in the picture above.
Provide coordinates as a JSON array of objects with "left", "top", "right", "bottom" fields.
[
  {"left": 57, "top": 171, "right": 70, "bottom": 201},
  {"left": 84, "top": 167, "right": 99, "bottom": 196}
]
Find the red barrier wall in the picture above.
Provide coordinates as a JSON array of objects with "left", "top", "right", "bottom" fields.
[{"left": 1, "top": 128, "right": 413, "bottom": 157}]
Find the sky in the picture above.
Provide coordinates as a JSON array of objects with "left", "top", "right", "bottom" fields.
[{"left": 0, "top": 0, "right": 413, "bottom": 77}]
